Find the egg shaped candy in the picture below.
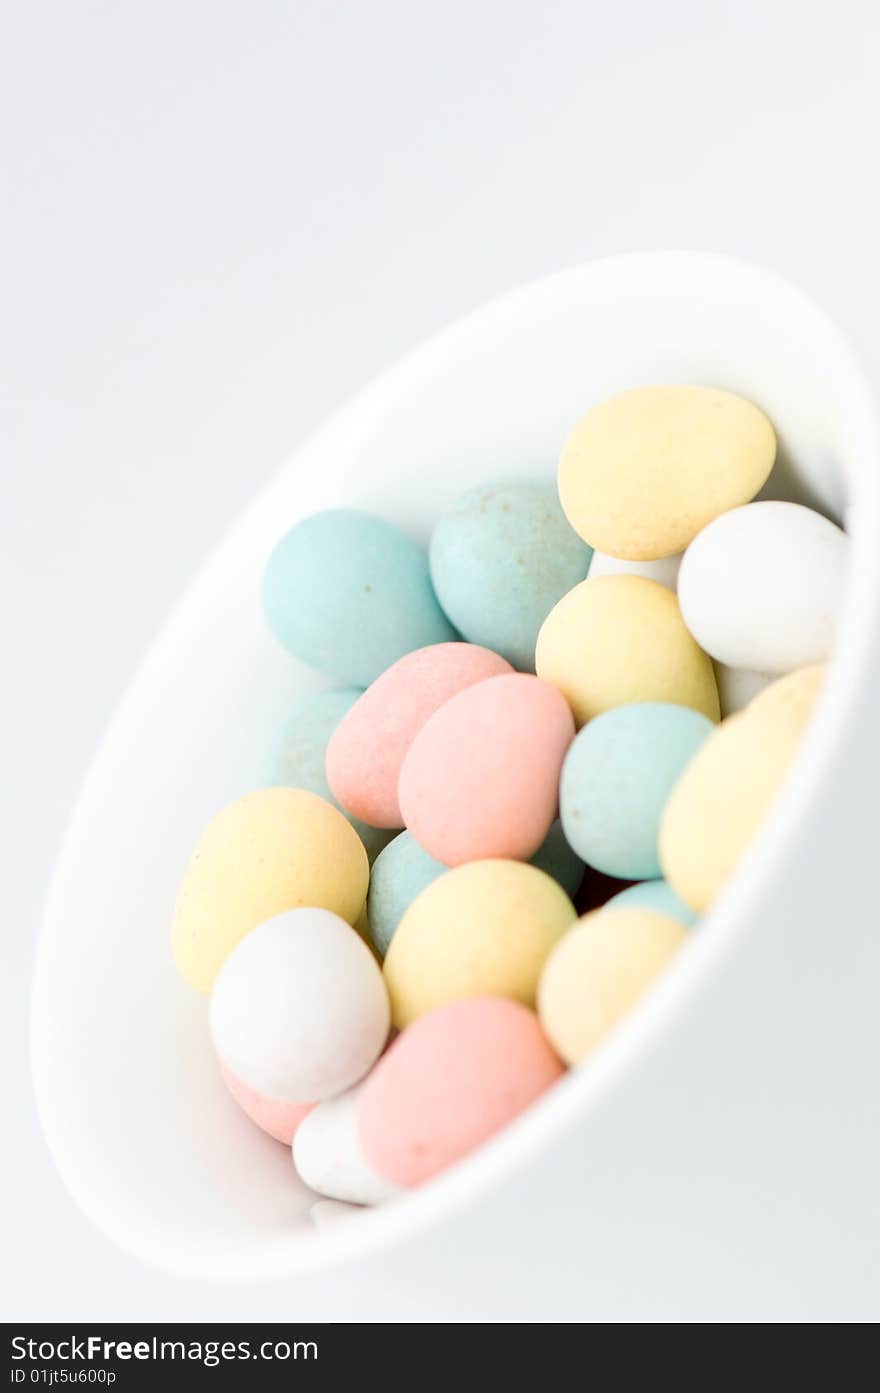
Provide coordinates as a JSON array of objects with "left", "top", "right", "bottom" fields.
[
  {"left": 536, "top": 575, "right": 719, "bottom": 727},
  {"left": 359, "top": 998, "right": 564, "bottom": 1187},
  {"left": 398, "top": 673, "right": 575, "bottom": 865},
  {"left": 588, "top": 549, "right": 682, "bottom": 591},
  {"left": 558, "top": 385, "right": 775, "bottom": 559},
  {"left": 560, "top": 702, "right": 715, "bottom": 879},
  {"left": 678, "top": 502, "right": 847, "bottom": 674},
  {"left": 659, "top": 669, "right": 822, "bottom": 912},
  {"left": 428, "top": 480, "right": 591, "bottom": 670},
  {"left": 383, "top": 859, "right": 576, "bottom": 1028},
  {"left": 172, "top": 787, "right": 368, "bottom": 993},
  {"left": 368, "top": 822, "right": 583, "bottom": 958},
  {"left": 538, "top": 908, "right": 687, "bottom": 1064},
  {"left": 747, "top": 662, "right": 826, "bottom": 727},
  {"left": 264, "top": 687, "right": 393, "bottom": 862},
  {"left": 603, "top": 879, "right": 698, "bottom": 929},
  {"left": 210, "top": 908, "right": 390, "bottom": 1102},
  {"left": 326, "top": 642, "right": 512, "bottom": 829},
  {"left": 293, "top": 1085, "right": 399, "bottom": 1206},
  {"left": 263, "top": 509, "right": 456, "bottom": 687},
  {"left": 219, "top": 1064, "right": 314, "bottom": 1145}
]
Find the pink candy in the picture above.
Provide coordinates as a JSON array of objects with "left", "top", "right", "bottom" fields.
[
  {"left": 326, "top": 642, "right": 512, "bottom": 828},
  {"left": 398, "top": 672, "right": 575, "bottom": 865}
]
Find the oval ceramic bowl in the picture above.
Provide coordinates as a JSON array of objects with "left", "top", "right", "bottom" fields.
[{"left": 31, "top": 255, "right": 880, "bottom": 1318}]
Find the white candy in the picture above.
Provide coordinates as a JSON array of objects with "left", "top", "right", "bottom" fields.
[
  {"left": 293, "top": 1085, "right": 399, "bottom": 1206},
  {"left": 678, "top": 501, "right": 847, "bottom": 674},
  {"left": 714, "top": 663, "right": 772, "bottom": 717},
  {"left": 209, "top": 908, "right": 389, "bottom": 1103},
  {"left": 588, "top": 549, "right": 682, "bottom": 591}
]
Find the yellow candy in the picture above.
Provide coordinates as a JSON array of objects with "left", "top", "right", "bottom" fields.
[
  {"left": 659, "top": 668, "right": 822, "bottom": 912},
  {"left": 558, "top": 385, "right": 776, "bottom": 560},
  {"left": 746, "top": 662, "right": 826, "bottom": 727},
  {"left": 383, "top": 860, "right": 576, "bottom": 1028},
  {"left": 172, "top": 787, "right": 368, "bottom": 993},
  {"left": 537, "top": 908, "right": 687, "bottom": 1064},
  {"left": 535, "top": 574, "right": 719, "bottom": 727}
]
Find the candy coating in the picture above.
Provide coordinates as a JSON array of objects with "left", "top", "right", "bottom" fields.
[
  {"left": 359, "top": 998, "right": 564, "bottom": 1186},
  {"left": 560, "top": 702, "right": 714, "bottom": 879},
  {"left": 429, "top": 480, "right": 591, "bottom": 670},
  {"left": 536, "top": 575, "right": 719, "bottom": 727},
  {"left": 263, "top": 509, "right": 456, "bottom": 686},
  {"left": 398, "top": 673, "right": 575, "bottom": 865},
  {"left": 172, "top": 788, "right": 369, "bottom": 993},
  {"left": 383, "top": 859, "right": 576, "bottom": 1027},
  {"left": 326, "top": 643, "right": 512, "bottom": 829},
  {"left": 558, "top": 385, "right": 775, "bottom": 559},
  {"left": 210, "top": 908, "right": 390, "bottom": 1102},
  {"left": 678, "top": 502, "right": 847, "bottom": 674},
  {"left": 538, "top": 908, "right": 687, "bottom": 1064}
]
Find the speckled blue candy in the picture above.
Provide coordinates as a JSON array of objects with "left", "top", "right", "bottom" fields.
[
  {"left": 604, "top": 878, "right": 698, "bottom": 929},
  {"left": 367, "top": 821, "right": 583, "bottom": 957},
  {"left": 560, "top": 702, "right": 714, "bottom": 880},
  {"left": 429, "top": 481, "right": 592, "bottom": 671},
  {"left": 263, "top": 687, "right": 393, "bottom": 863},
  {"left": 263, "top": 509, "right": 457, "bottom": 687}
]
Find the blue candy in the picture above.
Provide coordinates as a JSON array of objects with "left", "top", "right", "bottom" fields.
[
  {"left": 264, "top": 509, "right": 456, "bottom": 687},
  {"left": 604, "top": 878, "right": 698, "bottom": 929},
  {"left": 560, "top": 702, "right": 714, "bottom": 880},
  {"left": 429, "top": 481, "right": 591, "bottom": 671}
]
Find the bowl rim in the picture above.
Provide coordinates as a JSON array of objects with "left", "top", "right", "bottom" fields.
[{"left": 30, "top": 249, "right": 880, "bottom": 1280}]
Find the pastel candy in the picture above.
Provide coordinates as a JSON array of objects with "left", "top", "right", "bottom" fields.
[
  {"left": 659, "top": 667, "right": 824, "bottom": 912},
  {"left": 358, "top": 998, "right": 564, "bottom": 1186},
  {"left": 264, "top": 687, "right": 393, "bottom": 862},
  {"left": 293, "top": 1085, "right": 400, "bottom": 1206},
  {"left": 398, "top": 673, "right": 575, "bottom": 865},
  {"left": 538, "top": 908, "right": 688, "bottom": 1064},
  {"left": 560, "top": 703, "right": 715, "bottom": 879},
  {"left": 383, "top": 859, "right": 576, "bottom": 1028},
  {"left": 604, "top": 879, "right": 698, "bottom": 929},
  {"left": 367, "top": 822, "right": 583, "bottom": 958},
  {"left": 429, "top": 480, "right": 591, "bottom": 670},
  {"left": 172, "top": 788, "right": 369, "bottom": 993},
  {"left": 678, "top": 502, "right": 847, "bottom": 674},
  {"left": 588, "top": 549, "right": 682, "bottom": 591},
  {"left": 263, "top": 509, "right": 456, "bottom": 687},
  {"left": 326, "top": 643, "right": 512, "bottom": 829},
  {"left": 219, "top": 1063, "right": 314, "bottom": 1145},
  {"left": 536, "top": 575, "right": 719, "bottom": 727},
  {"left": 747, "top": 662, "right": 826, "bottom": 727},
  {"left": 558, "top": 385, "right": 775, "bottom": 559},
  {"left": 210, "top": 908, "right": 390, "bottom": 1102}
]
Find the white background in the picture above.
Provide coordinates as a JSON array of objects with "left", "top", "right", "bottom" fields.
[{"left": 2, "top": 0, "right": 879, "bottom": 1321}]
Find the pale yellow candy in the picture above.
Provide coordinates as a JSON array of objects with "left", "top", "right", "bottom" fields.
[
  {"left": 659, "top": 669, "right": 822, "bottom": 912},
  {"left": 172, "top": 787, "right": 368, "bottom": 993},
  {"left": 558, "top": 385, "right": 776, "bottom": 560},
  {"left": 537, "top": 908, "right": 687, "bottom": 1064},
  {"left": 383, "top": 859, "right": 576, "bottom": 1028},
  {"left": 746, "top": 663, "right": 826, "bottom": 727},
  {"left": 535, "top": 574, "right": 719, "bottom": 727}
]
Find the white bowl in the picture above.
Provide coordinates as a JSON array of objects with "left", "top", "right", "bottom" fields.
[{"left": 32, "top": 254, "right": 880, "bottom": 1320}]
